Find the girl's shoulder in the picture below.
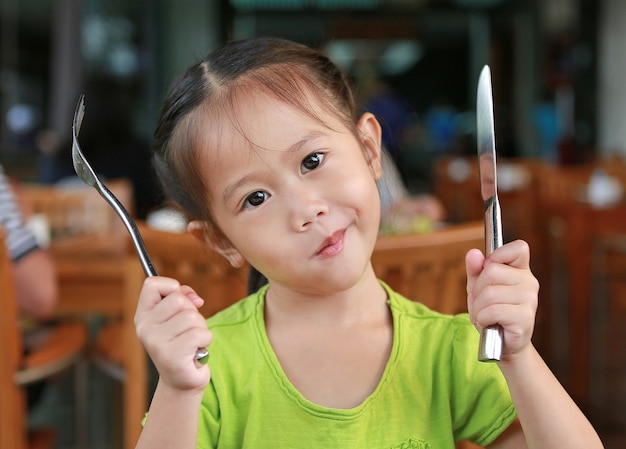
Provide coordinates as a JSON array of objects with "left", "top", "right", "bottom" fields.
[
  {"left": 382, "top": 281, "right": 476, "bottom": 349},
  {"left": 383, "top": 281, "right": 469, "bottom": 323}
]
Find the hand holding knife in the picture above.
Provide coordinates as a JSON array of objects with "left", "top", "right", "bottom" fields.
[{"left": 476, "top": 65, "right": 504, "bottom": 362}]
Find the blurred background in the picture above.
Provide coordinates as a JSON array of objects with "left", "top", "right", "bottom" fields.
[
  {"left": 1, "top": 0, "right": 621, "bottom": 209},
  {"left": 2, "top": 0, "right": 626, "bottom": 448}
]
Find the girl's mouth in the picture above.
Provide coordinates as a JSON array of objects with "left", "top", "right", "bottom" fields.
[{"left": 316, "top": 229, "right": 345, "bottom": 258}]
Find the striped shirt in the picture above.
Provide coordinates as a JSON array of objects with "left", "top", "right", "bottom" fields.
[{"left": 0, "top": 165, "right": 39, "bottom": 261}]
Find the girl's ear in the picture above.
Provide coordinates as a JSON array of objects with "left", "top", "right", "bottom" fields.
[
  {"left": 187, "top": 220, "right": 246, "bottom": 268},
  {"left": 356, "top": 112, "right": 383, "bottom": 181}
]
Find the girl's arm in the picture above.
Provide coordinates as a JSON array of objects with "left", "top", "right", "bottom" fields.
[
  {"left": 136, "top": 381, "right": 204, "bottom": 449},
  {"left": 134, "top": 277, "right": 214, "bottom": 449},
  {"left": 466, "top": 242, "right": 603, "bottom": 449},
  {"left": 491, "top": 345, "right": 604, "bottom": 449}
]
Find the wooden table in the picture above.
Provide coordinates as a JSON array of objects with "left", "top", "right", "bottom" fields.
[
  {"left": 540, "top": 197, "right": 626, "bottom": 406},
  {"left": 50, "top": 233, "right": 146, "bottom": 449}
]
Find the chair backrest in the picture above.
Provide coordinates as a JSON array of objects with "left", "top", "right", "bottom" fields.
[
  {"left": 536, "top": 157, "right": 626, "bottom": 207},
  {"left": 0, "top": 228, "right": 28, "bottom": 449},
  {"left": 433, "top": 156, "right": 482, "bottom": 223},
  {"left": 135, "top": 223, "right": 249, "bottom": 317},
  {"left": 107, "top": 224, "right": 249, "bottom": 449},
  {"left": 18, "top": 178, "right": 134, "bottom": 239},
  {"left": 372, "top": 221, "right": 484, "bottom": 315}
]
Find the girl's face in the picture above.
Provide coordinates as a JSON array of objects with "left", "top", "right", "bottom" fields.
[{"left": 196, "top": 89, "right": 383, "bottom": 295}]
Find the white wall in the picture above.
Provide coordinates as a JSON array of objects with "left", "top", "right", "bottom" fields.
[{"left": 597, "top": 0, "right": 626, "bottom": 156}]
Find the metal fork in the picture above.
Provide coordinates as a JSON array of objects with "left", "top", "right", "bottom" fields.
[{"left": 71, "top": 95, "right": 209, "bottom": 363}]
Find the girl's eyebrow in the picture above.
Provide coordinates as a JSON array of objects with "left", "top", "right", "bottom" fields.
[
  {"left": 286, "top": 131, "right": 325, "bottom": 153},
  {"left": 222, "top": 173, "right": 256, "bottom": 205}
]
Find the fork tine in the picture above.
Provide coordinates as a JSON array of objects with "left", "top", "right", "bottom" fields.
[
  {"left": 71, "top": 96, "right": 99, "bottom": 187},
  {"left": 73, "top": 95, "right": 85, "bottom": 136}
]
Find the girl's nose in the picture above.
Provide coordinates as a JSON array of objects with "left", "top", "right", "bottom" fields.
[{"left": 288, "top": 186, "right": 329, "bottom": 232}]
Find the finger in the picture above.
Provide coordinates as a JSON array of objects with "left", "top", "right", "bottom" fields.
[
  {"left": 465, "top": 248, "right": 485, "bottom": 313},
  {"left": 473, "top": 302, "right": 535, "bottom": 347},
  {"left": 486, "top": 240, "right": 531, "bottom": 270},
  {"left": 472, "top": 262, "right": 524, "bottom": 296},
  {"left": 472, "top": 262, "right": 539, "bottom": 307},
  {"left": 150, "top": 289, "right": 204, "bottom": 325},
  {"left": 159, "top": 306, "right": 208, "bottom": 339},
  {"left": 471, "top": 277, "right": 538, "bottom": 333},
  {"left": 474, "top": 301, "right": 536, "bottom": 329},
  {"left": 138, "top": 303, "right": 208, "bottom": 354},
  {"left": 473, "top": 280, "right": 537, "bottom": 307},
  {"left": 180, "top": 285, "right": 205, "bottom": 308},
  {"left": 136, "top": 276, "right": 181, "bottom": 314},
  {"left": 176, "top": 326, "right": 213, "bottom": 359},
  {"left": 150, "top": 311, "right": 212, "bottom": 365}
]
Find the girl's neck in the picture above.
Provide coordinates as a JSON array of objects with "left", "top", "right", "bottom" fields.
[
  {"left": 264, "top": 266, "right": 388, "bottom": 329},
  {"left": 263, "top": 266, "right": 393, "bottom": 409}
]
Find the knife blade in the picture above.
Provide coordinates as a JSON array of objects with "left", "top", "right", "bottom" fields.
[{"left": 476, "top": 65, "right": 504, "bottom": 362}]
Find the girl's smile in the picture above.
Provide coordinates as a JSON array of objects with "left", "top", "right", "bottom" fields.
[{"left": 315, "top": 229, "right": 346, "bottom": 259}]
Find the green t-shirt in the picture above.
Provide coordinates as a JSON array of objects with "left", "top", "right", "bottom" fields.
[{"left": 197, "top": 282, "right": 516, "bottom": 448}]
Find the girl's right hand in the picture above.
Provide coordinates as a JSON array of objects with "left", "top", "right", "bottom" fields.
[{"left": 134, "top": 276, "right": 213, "bottom": 392}]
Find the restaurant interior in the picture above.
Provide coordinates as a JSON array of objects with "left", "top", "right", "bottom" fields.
[{"left": 1, "top": 0, "right": 626, "bottom": 448}]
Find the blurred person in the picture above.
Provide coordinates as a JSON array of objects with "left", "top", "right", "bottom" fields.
[
  {"left": 0, "top": 164, "right": 57, "bottom": 320},
  {"left": 358, "top": 76, "right": 445, "bottom": 227},
  {"left": 424, "top": 95, "right": 460, "bottom": 154},
  {"left": 1, "top": 163, "right": 59, "bottom": 408},
  {"left": 362, "top": 78, "right": 414, "bottom": 163},
  {"left": 378, "top": 148, "right": 446, "bottom": 234},
  {"left": 530, "top": 89, "right": 559, "bottom": 163}
]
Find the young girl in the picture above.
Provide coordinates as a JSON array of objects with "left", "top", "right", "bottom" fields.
[{"left": 134, "top": 37, "right": 603, "bottom": 449}]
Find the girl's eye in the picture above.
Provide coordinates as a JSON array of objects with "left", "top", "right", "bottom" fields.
[
  {"left": 244, "top": 191, "right": 269, "bottom": 208},
  {"left": 301, "top": 152, "right": 325, "bottom": 173}
]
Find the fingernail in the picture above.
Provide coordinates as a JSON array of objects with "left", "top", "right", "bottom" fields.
[{"left": 186, "top": 291, "right": 202, "bottom": 302}]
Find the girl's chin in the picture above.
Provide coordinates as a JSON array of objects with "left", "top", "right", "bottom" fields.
[{"left": 286, "top": 268, "right": 370, "bottom": 294}]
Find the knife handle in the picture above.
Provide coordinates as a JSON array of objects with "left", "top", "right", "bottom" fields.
[
  {"left": 479, "top": 196, "right": 504, "bottom": 362},
  {"left": 478, "top": 325, "right": 504, "bottom": 361}
]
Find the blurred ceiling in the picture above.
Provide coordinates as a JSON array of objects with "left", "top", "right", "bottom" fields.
[{"left": 229, "top": 0, "right": 512, "bottom": 10}]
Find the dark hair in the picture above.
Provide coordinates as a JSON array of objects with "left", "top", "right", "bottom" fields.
[{"left": 152, "top": 37, "right": 358, "bottom": 230}]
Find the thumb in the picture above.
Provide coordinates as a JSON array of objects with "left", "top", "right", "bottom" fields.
[{"left": 465, "top": 248, "right": 485, "bottom": 314}]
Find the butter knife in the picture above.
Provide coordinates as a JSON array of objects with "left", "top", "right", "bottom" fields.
[{"left": 476, "top": 65, "right": 504, "bottom": 362}]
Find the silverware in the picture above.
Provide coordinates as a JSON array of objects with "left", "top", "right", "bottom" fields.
[
  {"left": 71, "top": 95, "right": 209, "bottom": 364},
  {"left": 476, "top": 66, "right": 504, "bottom": 362}
]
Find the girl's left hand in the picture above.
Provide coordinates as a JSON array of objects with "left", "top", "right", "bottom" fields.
[{"left": 465, "top": 240, "right": 539, "bottom": 359}]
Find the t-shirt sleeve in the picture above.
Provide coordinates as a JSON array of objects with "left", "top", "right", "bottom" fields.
[
  {"left": 196, "top": 378, "right": 221, "bottom": 448},
  {"left": 449, "top": 314, "right": 517, "bottom": 446},
  {"left": 0, "top": 168, "right": 39, "bottom": 261}
]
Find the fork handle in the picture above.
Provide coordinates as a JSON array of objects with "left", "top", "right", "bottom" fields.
[
  {"left": 97, "top": 182, "right": 157, "bottom": 276},
  {"left": 97, "top": 183, "right": 209, "bottom": 364}
]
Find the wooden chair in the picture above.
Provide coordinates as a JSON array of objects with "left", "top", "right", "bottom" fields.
[
  {"left": 91, "top": 222, "right": 249, "bottom": 449},
  {"left": 0, "top": 228, "right": 89, "bottom": 449},
  {"left": 432, "top": 155, "right": 483, "bottom": 224},
  {"left": 532, "top": 160, "right": 626, "bottom": 363},
  {"left": 372, "top": 221, "right": 484, "bottom": 315},
  {"left": 18, "top": 178, "right": 134, "bottom": 239},
  {"left": 589, "top": 231, "right": 626, "bottom": 427}
]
